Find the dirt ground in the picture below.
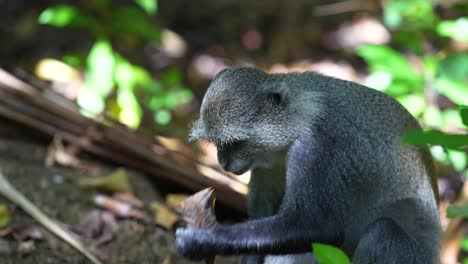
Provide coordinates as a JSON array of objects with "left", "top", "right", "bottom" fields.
[{"left": 0, "top": 140, "right": 239, "bottom": 264}]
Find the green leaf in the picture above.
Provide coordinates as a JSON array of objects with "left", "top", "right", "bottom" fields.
[
  {"left": 85, "top": 40, "right": 115, "bottom": 97},
  {"left": 114, "top": 56, "right": 137, "bottom": 90},
  {"left": 77, "top": 86, "right": 105, "bottom": 115},
  {"left": 110, "top": 7, "right": 160, "bottom": 41},
  {"left": 447, "top": 149, "right": 468, "bottom": 172},
  {"left": 435, "top": 54, "right": 468, "bottom": 105},
  {"left": 312, "top": 243, "right": 351, "bottom": 264},
  {"left": 135, "top": 0, "right": 158, "bottom": 15},
  {"left": 383, "top": 0, "right": 438, "bottom": 30},
  {"left": 162, "top": 68, "right": 183, "bottom": 86},
  {"left": 437, "top": 17, "right": 468, "bottom": 41},
  {"left": 117, "top": 89, "right": 142, "bottom": 128},
  {"left": 438, "top": 54, "right": 468, "bottom": 81},
  {"left": 397, "top": 94, "right": 426, "bottom": 117},
  {"left": 0, "top": 204, "right": 11, "bottom": 228},
  {"left": 461, "top": 107, "right": 468, "bottom": 127},
  {"left": 447, "top": 205, "right": 468, "bottom": 218},
  {"left": 154, "top": 109, "right": 171, "bottom": 125},
  {"left": 461, "top": 237, "right": 468, "bottom": 251},
  {"left": 38, "top": 5, "right": 78, "bottom": 27},
  {"left": 38, "top": 4, "right": 100, "bottom": 33},
  {"left": 357, "top": 45, "right": 422, "bottom": 96},
  {"left": 402, "top": 130, "right": 468, "bottom": 149}
]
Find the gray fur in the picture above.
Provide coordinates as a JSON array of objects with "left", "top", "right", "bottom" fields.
[{"left": 179, "top": 67, "right": 441, "bottom": 263}]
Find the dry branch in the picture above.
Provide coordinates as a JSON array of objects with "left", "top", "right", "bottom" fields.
[{"left": 0, "top": 69, "right": 247, "bottom": 212}]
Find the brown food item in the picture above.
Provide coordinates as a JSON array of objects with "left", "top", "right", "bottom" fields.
[{"left": 176, "top": 187, "right": 218, "bottom": 264}]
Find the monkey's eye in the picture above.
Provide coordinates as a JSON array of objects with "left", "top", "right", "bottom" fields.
[{"left": 268, "top": 93, "right": 282, "bottom": 105}]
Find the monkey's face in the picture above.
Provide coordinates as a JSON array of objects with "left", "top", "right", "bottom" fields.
[{"left": 189, "top": 67, "right": 298, "bottom": 175}]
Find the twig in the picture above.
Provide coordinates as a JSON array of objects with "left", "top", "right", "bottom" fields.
[{"left": 0, "top": 171, "right": 102, "bottom": 264}]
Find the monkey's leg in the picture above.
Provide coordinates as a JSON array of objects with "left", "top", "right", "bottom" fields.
[
  {"left": 352, "top": 218, "right": 428, "bottom": 264},
  {"left": 176, "top": 212, "right": 342, "bottom": 260}
]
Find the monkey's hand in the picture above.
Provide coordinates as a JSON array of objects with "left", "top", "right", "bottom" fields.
[{"left": 176, "top": 228, "right": 215, "bottom": 260}]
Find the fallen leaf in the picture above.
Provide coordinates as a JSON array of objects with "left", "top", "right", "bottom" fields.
[
  {"left": 79, "top": 168, "right": 132, "bottom": 193},
  {"left": 11, "top": 226, "right": 43, "bottom": 241},
  {"left": 176, "top": 187, "right": 217, "bottom": 228},
  {"left": 92, "top": 194, "right": 145, "bottom": 219},
  {"left": 114, "top": 193, "right": 144, "bottom": 208},
  {"left": 77, "top": 210, "right": 118, "bottom": 247},
  {"left": 149, "top": 201, "right": 180, "bottom": 230},
  {"left": 166, "top": 194, "right": 189, "bottom": 209},
  {"left": 0, "top": 204, "right": 11, "bottom": 228},
  {"left": 17, "top": 240, "right": 35, "bottom": 255},
  {"left": 175, "top": 188, "right": 218, "bottom": 264}
]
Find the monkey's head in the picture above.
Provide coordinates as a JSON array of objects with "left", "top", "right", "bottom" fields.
[{"left": 189, "top": 67, "right": 313, "bottom": 175}]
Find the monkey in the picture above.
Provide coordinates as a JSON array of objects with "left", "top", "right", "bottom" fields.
[
  {"left": 176, "top": 67, "right": 441, "bottom": 263},
  {"left": 244, "top": 151, "right": 318, "bottom": 264}
]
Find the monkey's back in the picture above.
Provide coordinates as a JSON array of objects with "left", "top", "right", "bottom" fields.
[{"left": 305, "top": 74, "right": 441, "bottom": 259}]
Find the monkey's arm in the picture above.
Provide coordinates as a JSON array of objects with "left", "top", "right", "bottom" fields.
[{"left": 176, "top": 211, "right": 342, "bottom": 259}]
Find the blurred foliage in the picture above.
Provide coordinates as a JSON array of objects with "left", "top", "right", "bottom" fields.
[
  {"left": 358, "top": 1, "right": 468, "bottom": 260},
  {"left": 358, "top": 0, "right": 467, "bottom": 175},
  {"left": 38, "top": 0, "right": 192, "bottom": 128}
]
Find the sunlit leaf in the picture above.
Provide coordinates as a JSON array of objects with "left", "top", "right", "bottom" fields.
[
  {"left": 447, "top": 149, "right": 468, "bottom": 172},
  {"left": 438, "top": 54, "right": 468, "bottom": 81},
  {"left": 383, "top": 0, "right": 437, "bottom": 30},
  {"left": 149, "top": 97, "right": 165, "bottom": 110},
  {"left": 430, "top": 146, "right": 447, "bottom": 162},
  {"left": 135, "top": 0, "right": 158, "bottom": 15},
  {"left": 435, "top": 78, "right": 468, "bottom": 106},
  {"left": 447, "top": 205, "right": 468, "bottom": 218},
  {"left": 397, "top": 94, "right": 426, "bottom": 117},
  {"left": 442, "top": 109, "right": 467, "bottom": 129},
  {"left": 117, "top": 89, "right": 142, "bottom": 128},
  {"left": 176, "top": 89, "right": 194, "bottom": 104},
  {"left": 357, "top": 45, "right": 422, "bottom": 95},
  {"left": 462, "top": 237, "right": 468, "bottom": 251},
  {"left": 437, "top": 18, "right": 468, "bottom": 41},
  {"left": 164, "top": 94, "right": 177, "bottom": 109},
  {"left": 114, "top": 56, "right": 136, "bottom": 89},
  {"left": 423, "top": 107, "right": 443, "bottom": 128},
  {"left": 154, "top": 109, "right": 171, "bottom": 125},
  {"left": 364, "top": 71, "right": 392, "bottom": 91},
  {"left": 312, "top": 243, "right": 351, "bottom": 264},
  {"left": 0, "top": 204, "right": 11, "bottom": 228},
  {"left": 435, "top": 54, "right": 468, "bottom": 105},
  {"left": 402, "top": 130, "right": 468, "bottom": 149},
  {"left": 85, "top": 40, "right": 115, "bottom": 97},
  {"left": 461, "top": 107, "right": 468, "bottom": 127},
  {"left": 38, "top": 5, "right": 78, "bottom": 27},
  {"left": 77, "top": 86, "right": 105, "bottom": 115},
  {"left": 38, "top": 4, "right": 100, "bottom": 32}
]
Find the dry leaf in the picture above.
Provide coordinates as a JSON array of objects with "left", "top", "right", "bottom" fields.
[
  {"left": 175, "top": 188, "right": 218, "bottom": 264},
  {"left": 176, "top": 187, "right": 217, "bottom": 228},
  {"left": 79, "top": 168, "right": 132, "bottom": 193},
  {"left": 92, "top": 194, "right": 145, "bottom": 219},
  {"left": 0, "top": 203, "right": 11, "bottom": 228},
  {"left": 149, "top": 201, "right": 180, "bottom": 230},
  {"left": 166, "top": 194, "right": 189, "bottom": 209},
  {"left": 114, "top": 193, "right": 144, "bottom": 208},
  {"left": 77, "top": 210, "right": 118, "bottom": 247}
]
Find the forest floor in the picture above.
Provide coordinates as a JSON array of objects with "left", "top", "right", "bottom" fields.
[{"left": 0, "top": 139, "right": 239, "bottom": 264}]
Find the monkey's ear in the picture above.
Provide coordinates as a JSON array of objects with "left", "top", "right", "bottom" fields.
[{"left": 261, "top": 81, "right": 288, "bottom": 105}]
